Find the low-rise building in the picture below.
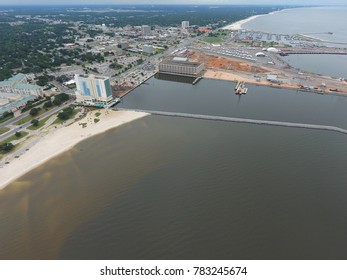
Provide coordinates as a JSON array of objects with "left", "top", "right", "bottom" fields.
[
  {"left": 159, "top": 57, "right": 205, "bottom": 77},
  {"left": 118, "top": 41, "right": 129, "bottom": 49},
  {"left": 267, "top": 74, "right": 282, "bottom": 84},
  {"left": 0, "top": 73, "right": 43, "bottom": 96}
]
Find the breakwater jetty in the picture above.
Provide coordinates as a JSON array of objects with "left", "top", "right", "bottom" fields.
[
  {"left": 116, "top": 109, "right": 347, "bottom": 135},
  {"left": 281, "top": 48, "right": 347, "bottom": 56}
]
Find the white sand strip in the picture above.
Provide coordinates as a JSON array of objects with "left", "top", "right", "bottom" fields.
[
  {"left": 222, "top": 15, "right": 262, "bottom": 30},
  {"left": 0, "top": 110, "right": 148, "bottom": 190}
]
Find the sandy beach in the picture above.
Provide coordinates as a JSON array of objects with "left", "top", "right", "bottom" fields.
[
  {"left": 0, "top": 109, "right": 148, "bottom": 190},
  {"left": 222, "top": 15, "right": 262, "bottom": 30}
]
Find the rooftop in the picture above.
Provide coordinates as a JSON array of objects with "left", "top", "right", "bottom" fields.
[
  {"left": 15, "top": 84, "right": 41, "bottom": 90},
  {"left": 8, "top": 73, "right": 26, "bottom": 82},
  {"left": 76, "top": 74, "right": 110, "bottom": 80},
  {"left": 161, "top": 58, "right": 202, "bottom": 67}
]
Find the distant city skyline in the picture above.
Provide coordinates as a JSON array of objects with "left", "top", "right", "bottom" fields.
[{"left": 0, "top": 0, "right": 346, "bottom": 6}]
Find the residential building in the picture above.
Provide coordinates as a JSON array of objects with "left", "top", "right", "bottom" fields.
[{"left": 74, "top": 74, "right": 113, "bottom": 107}]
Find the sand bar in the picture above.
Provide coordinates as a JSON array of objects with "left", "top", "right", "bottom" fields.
[{"left": 0, "top": 109, "right": 148, "bottom": 190}]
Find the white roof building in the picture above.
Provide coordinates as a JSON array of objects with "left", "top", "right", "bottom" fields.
[
  {"left": 256, "top": 52, "right": 266, "bottom": 57},
  {"left": 267, "top": 47, "right": 280, "bottom": 53}
]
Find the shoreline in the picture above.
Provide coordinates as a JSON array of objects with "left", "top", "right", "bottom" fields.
[
  {"left": 222, "top": 15, "right": 262, "bottom": 30},
  {"left": 222, "top": 8, "right": 285, "bottom": 31},
  {"left": 0, "top": 109, "right": 149, "bottom": 191},
  {"left": 203, "top": 69, "right": 347, "bottom": 96}
]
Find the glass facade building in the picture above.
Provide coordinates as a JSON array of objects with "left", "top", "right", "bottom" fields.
[{"left": 75, "top": 74, "right": 113, "bottom": 107}]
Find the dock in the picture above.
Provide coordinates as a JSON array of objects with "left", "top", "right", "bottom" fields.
[
  {"left": 235, "top": 81, "right": 248, "bottom": 94},
  {"left": 192, "top": 76, "right": 203, "bottom": 85}
]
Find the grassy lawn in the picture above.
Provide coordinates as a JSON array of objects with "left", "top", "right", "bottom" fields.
[
  {"left": 13, "top": 110, "right": 47, "bottom": 125},
  {"left": 0, "top": 131, "right": 28, "bottom": 146},
  {"left": 203, "top": 35, "right": 225, "bottom": 44},
  {"left": 202, "top": 31, "right": 229, "bottom": 44},
  {"left": 0, "top": 127, "right": 10, "bottom": 135},
  {"left": 27, "top": 115, "right": 53, "bottom": 130}
]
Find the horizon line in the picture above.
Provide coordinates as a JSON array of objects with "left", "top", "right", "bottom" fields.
[{"left": 0, "top": 4, "right": 344, "bottom": 7}]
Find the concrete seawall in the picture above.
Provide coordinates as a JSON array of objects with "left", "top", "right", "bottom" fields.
[{"left": 116, "top": 108, "right": 347, "bottom": 135}]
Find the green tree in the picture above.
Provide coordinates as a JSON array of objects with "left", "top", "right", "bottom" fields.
[
  {"left": 57, "top": 106, "right": 74, "bottom": 120},
  {"left": 2, "top": 111, "right": 14, "bottom": 119},
  {"left": 29, "top": 108, "right": 39, "bottom": 116},
  {"left": 56, "top": 93, "right": 69, "bottom": 102},
  {"left": 15, "top": 131, "right": 21, "bottom": 137},
  {"left": 0, "top": 142, "right": 14, "bottom": 153},
  {"left": 31, "top": 119, "right": 39, "bottom": 127},
  {"left": 53, "top": 98, "right": 62, "bottom": 106},
  {"left": 43, "top": 101, "right": 53, "bottom": 108}
]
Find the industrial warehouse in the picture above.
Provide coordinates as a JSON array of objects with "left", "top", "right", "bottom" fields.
[{"left": 159, "top": 57, "right": 205, "bottom": 77}]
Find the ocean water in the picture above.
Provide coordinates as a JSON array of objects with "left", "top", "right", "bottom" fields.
[
  {"left": 242, "top": 7, "right": 347, "bottom": 78},
  {"left": 242, "top": 7, "right": 347, "bottom": 43},
  {"left": 281, "top": 54, "right": 347, "bottom": 78},
  {"left": 1, "top": 77, "right": 347, "bottom": 260},
  {"left": 1, "top": 6, "right": 347, "bottom": 260},
  {"left": 120, "top": 77, "right": 347, "bottom": 129}
]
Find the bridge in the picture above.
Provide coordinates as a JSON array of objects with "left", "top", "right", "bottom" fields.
[{"left": 116, "top": 108, "right": 347, "bottom": 135}]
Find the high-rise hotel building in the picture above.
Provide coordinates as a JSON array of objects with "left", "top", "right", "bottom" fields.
[
  {"left": 181, "top": 21, "right": 190, "bottom": 29},
  {"left": 74, "top": 74, "right": 113, "bottom": 107}
]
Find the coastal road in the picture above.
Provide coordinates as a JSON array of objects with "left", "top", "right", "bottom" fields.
[
  {"left": 0, "top": 99, "right": 75, "bottom": 142},
  {"left": 0, "top": 111, "right": 31, "bottom": 128}
]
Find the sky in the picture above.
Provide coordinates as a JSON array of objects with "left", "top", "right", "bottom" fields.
[{"left": 0, "top": 0, "right": 345, "bottom": 5}]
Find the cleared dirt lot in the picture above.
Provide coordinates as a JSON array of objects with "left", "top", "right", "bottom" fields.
[{"left": 190, "top": 51, "right": 268, "bottom": 73}]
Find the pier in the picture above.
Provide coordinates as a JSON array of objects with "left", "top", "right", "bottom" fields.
[
  {"left": 116, "top": 109, "right": 347, "bottom": 135},
  {"left": 192, "top": 76, "right": 203, "bottom": 85},
  {"left": 235, "top": 81, "right": 248, "bottom": 94}
]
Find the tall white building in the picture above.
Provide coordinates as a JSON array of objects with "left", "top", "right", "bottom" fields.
[
  {"left": 181, "top": 21, "right": 190, "bottom": 29},
  {"left": 74, "top": 74, "right": 113, "bottom": 107},
  {"left": 142, "top": 44, "right": 154, "bottom": 54},
  {"left": 141, "top": 25, "right": 151, "bottom": 36}
]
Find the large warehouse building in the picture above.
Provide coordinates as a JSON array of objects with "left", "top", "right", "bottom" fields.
[{"left": 159, "top": 57, "right": 204, "bottom": 77}]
